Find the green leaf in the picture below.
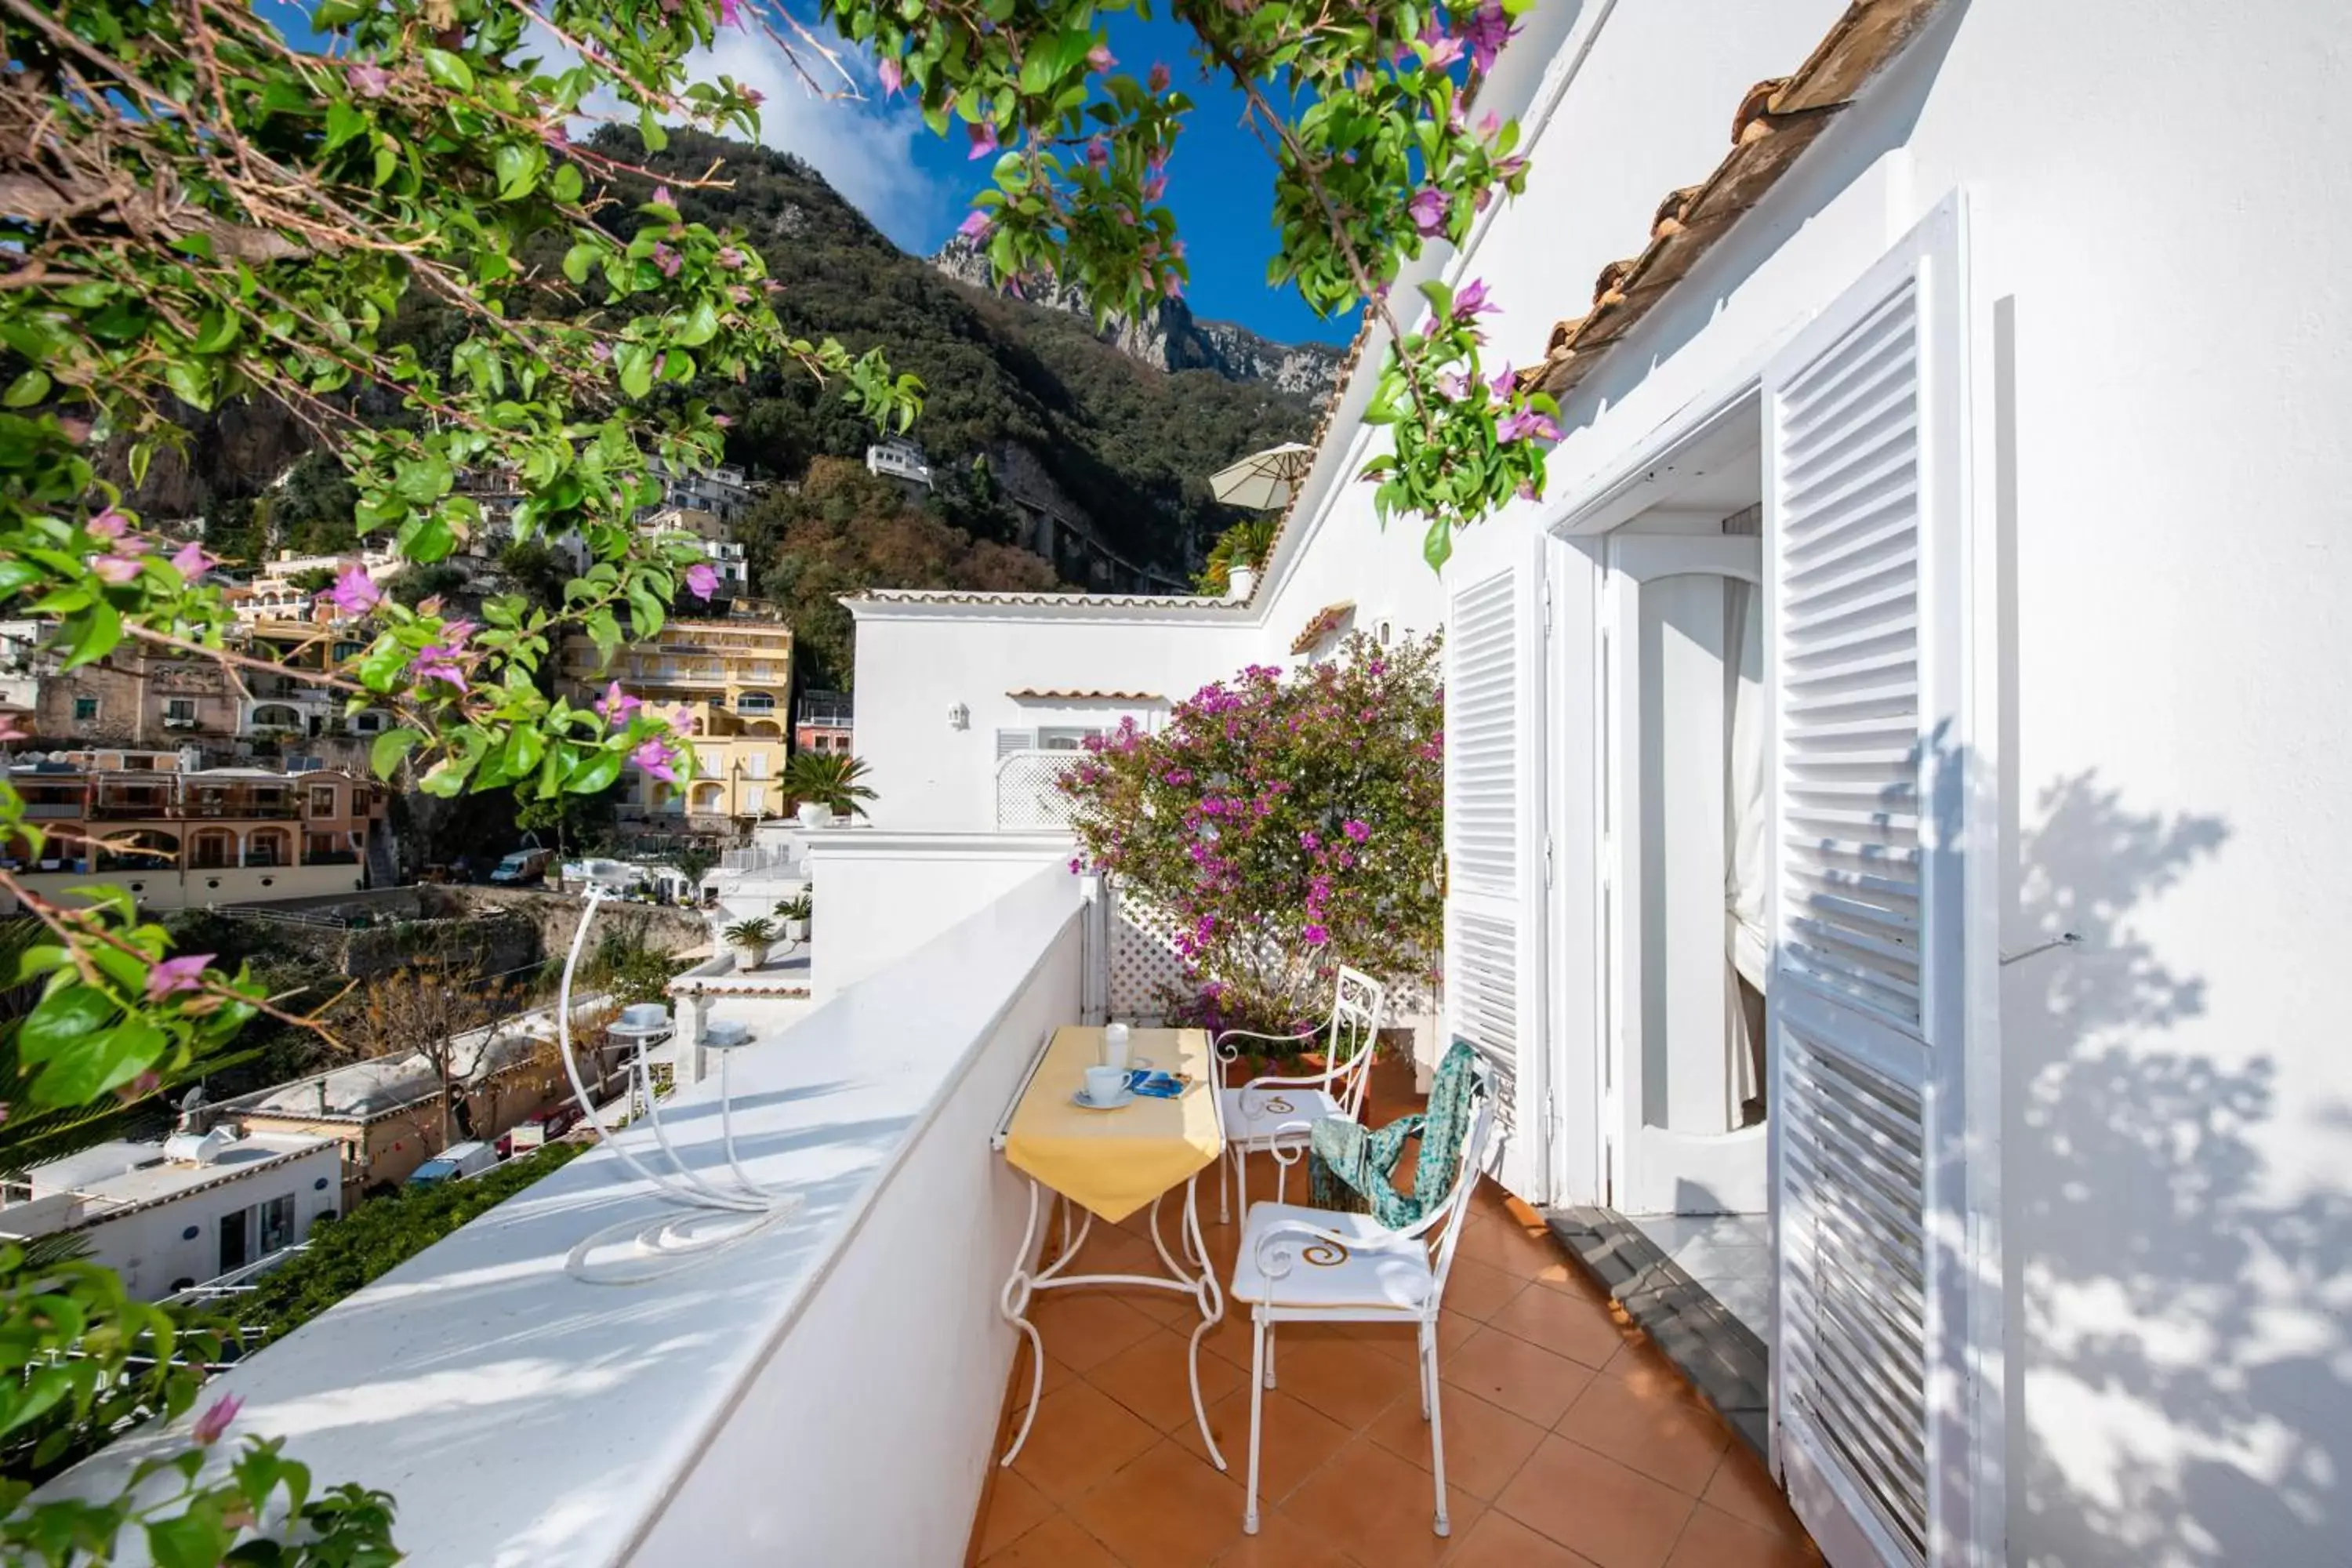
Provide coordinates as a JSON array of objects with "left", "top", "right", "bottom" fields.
[
  {"left": 566, "top": 747, "right": 623, "bottom": 794},
  {"left": 370, "top": 726, "right": 423, "bottom": 778},
  {"left": 562, "top": 241, "right": 597, "bottom": 286},
  {"left": 421, "top": 48, "right": 474, "bottom": 90},
  {"left": 495, "top": 141, "right": 538, "bottom": 201},
  {"left": 676, "top": 299, "right": 718, "bottom": 347},
  {"left": 1418, "top": 278, "right": 1454, "bottom": 321},
  {"left": 60, "top": 599, "right": 122, "bottom": 670},
  {"left": 147, "top": 1510, "right": 232, "bottom": 1568},
  {"left": 3, "top": 369, "right": 50, "bottom": 408},
  {"left": 551, "top": 162, "right": 584, "bottom": 204},
  {"left": 36, "top": 1018, "right": 167, "bottom": 1106},
  {"left": 20, "top": 984, "right": 122, "bottom": 1066},
  {"left": 1422, "top": 518, "right": 1454, "bottom": 571},
  {"left": 323, "top": 100, "right": 368, "bottom": 151}
]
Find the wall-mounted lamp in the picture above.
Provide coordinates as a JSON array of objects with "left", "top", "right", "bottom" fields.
[{"left": 947, "top": 702, "right": 970, "bottom": 731}]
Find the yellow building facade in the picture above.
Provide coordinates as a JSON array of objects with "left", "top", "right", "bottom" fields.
[{"left": 560, "top": 608, "right": 794, "bottom": 838}]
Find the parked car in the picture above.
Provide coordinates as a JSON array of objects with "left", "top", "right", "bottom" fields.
[
  {"left": 496, "top": 1105, "right": 579, "bottom": 1157},
  {"left": 406, "top": 1141, "right": 498, "bottom": 1187},
  {"left": 488, "top": 848, "right": 554, "bottom": 885}
]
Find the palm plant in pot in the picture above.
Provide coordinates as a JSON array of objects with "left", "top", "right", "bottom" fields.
[
  {"left": 785, "top": 752, "right": 875, "bottom": 828},
  {"left": 772, "top": 891, "right": 812, "bottom": 943},
  {"left": 723, "top": 916, "right": 779, "bottom": 971}
]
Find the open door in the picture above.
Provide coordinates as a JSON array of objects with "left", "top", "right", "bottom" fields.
[
  {"left": 1446, "top": 548, "right": 1546, "bottom": 1200},
  {"left": 1766, "top": 196, "right": 1994, "bottom": 1568}
]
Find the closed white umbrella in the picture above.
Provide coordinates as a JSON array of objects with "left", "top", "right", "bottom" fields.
[{"left": 1207, "top": 442, "right": 1317, "bottom": 512}]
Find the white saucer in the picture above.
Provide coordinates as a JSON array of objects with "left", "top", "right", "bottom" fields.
[{"left": 1072, "top": 1086, "right": 1137, "bottom": 1111}]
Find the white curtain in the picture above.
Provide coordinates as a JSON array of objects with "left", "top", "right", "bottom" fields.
[{"left": 1724, "top": 579, "right": 1769, "bottom": 1118}]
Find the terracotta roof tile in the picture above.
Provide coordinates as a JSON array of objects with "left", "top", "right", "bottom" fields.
[
  {"left": 1007, "top": 689, "right": 1166, "bottom": 702},
  {"left": 1517, "top": 0, "right": 1951, "bottom": 403}
]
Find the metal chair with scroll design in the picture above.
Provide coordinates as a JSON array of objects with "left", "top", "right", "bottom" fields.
[
  {"left": 1225, "top": 1042, "right": 1495, "bottom": 1537},
  {"left": 1210, "top": 966, "right": 1386, "bottom": 1226}
]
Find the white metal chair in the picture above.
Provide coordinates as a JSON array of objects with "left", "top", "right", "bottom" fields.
[
  {"left": 1211, "top": 966, "right": 1386, "bottom": 1225},
  {"left": 1225, "top": 1056, "right": 1496, "bottom": 1537}
]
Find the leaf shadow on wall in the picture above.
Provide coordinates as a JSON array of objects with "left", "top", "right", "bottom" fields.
[{"left": 2005, "top": 771, "right": 2350, "bottom": 1566}]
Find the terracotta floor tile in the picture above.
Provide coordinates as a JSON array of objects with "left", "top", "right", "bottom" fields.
[
  {"left": 1010, "top": 1381, "right": 1163, "bottom": 1506},
  {"left": 1453, "top": 1210, "right": 1566, "bottom": 1277},
  {"left": 1442, "top": 1327, "right": 1595, "bottom": 1428},
  {"left": 1664, "top": 1503, "right": 1823, "bottom": 1567},
  {"left": 1261, "top": 1331, "right": 1421, "bottom": 1430},
  {"left": 1335, "top": 1319, "right": 1422, "bottom": 1363},
  {"left": 1483, "top": 1274, "right": 1634, "bottom": 1370},
  {"left": 1174, "top": 1385, "right": 1354, "bottom": 1506},
  {"left": 1595, "top": 1338, "right": 1693, "bottom": 1397},
  {"left": 1007, "top": 1337, "right": 1080, "bottom": 1415},
  {"left": 1196, "top": 1305, "right": 1259, "bottom": 1372},
  {"left": 1438, "top": 1256, "right": 1530, "bottom": 1322},
  {"left": 1210, "top": 1508, "right": 1356, "bottom": 1567},
  {"left": 1441, "top": 1510, "right": 1604, "bottom": 1567},
  {"left": 1029, "top": 1290, "right": 1162, "bottom": 1374},
  {"left": 1277, "top": 1436, "right": 1483, "bottom": 1568},
  {"left": 981, "top": 1512, "right": 1124, "bottom": 1568},
  {"left": 1700, "top": 1448, "right": 1806, "bottom": 1537},
  {"left": 1554, "top": 1371, "right": 1730, "bottom": 1497},
  {"left": 1494, "top": 1436, "right": 1696, "bottom": 1568},
  {"left": 1365, "top": 1385, "right": 1547, "bottom": 1501},
  {"left": 1091, "top": 1326, "right": 1248, "bottom": 1436},
  {"left": 1069, "top": 1438, "right": 1250, "bottom": 1568},
  {"left": 973, "top": 1469, "right": 1057, "bottom": 1562}
]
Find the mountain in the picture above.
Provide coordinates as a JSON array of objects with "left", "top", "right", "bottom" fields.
[
  {"left": 929, "top": 237, "right": 1348, "bottom": 404},
  {"left": 126, "top": 130, "right": 1323, "bottom": 592}
]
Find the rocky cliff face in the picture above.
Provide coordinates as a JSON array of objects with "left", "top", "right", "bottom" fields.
[{"left": 931, "top": 237, "right": 1348, "bottom": 405}]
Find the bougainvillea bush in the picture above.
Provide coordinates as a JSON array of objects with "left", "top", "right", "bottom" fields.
[{"left": 1060, "top": 633, "right": 1443, "bottom": 1040}]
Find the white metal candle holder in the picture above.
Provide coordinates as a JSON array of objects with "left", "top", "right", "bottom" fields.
[{"left": 557, "top": 889, "right": 803, "bottom": 1285}]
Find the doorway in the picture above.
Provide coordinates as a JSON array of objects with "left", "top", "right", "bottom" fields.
[{"left": 1599, "top": 435, "right": 1773, "bottom": 1336}]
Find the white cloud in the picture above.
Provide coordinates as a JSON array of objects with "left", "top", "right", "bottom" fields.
[{"left": 686, "top": 33, "right": 953, "bottom": 252}]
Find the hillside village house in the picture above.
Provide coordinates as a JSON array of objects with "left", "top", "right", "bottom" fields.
[
  {"left": 561, "top": 604, "right": 795, "bottom": 843},
  {"left": 41, "top": 3, "right": 2352, "bottom": 1564},
  {"left": 0, "top": 1130, "right": 339, "bottom": 1302},
  {"left": 0, "top": 760, "right": 384, "bottom": 912}
]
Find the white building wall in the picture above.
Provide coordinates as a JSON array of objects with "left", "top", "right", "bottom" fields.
[
  {"left": 64, "top": 1145, "right": 342, "bottom": 1301},
  {"left": 804, "top": 831, "right": 1073, "bottom": 1001}
]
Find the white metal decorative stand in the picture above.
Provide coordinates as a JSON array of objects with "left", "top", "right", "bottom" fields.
[{"left": 989, "top": 1036, "right": 1228, "bottom": 1471}]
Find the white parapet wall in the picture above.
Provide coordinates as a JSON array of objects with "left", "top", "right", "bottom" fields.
[
  {"left": 0, "top": 863, "right": 368, "bottom": 915},
  {"left": 803, "top": 829, "right": 1076, "bottom": 1002}
]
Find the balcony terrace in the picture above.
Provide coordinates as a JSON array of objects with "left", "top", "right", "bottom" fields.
[{"left": 39, "top": 858, "right": 1811, "bottom": 1566}]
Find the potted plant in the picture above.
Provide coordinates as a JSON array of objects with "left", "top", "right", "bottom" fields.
[
  {"left": 772, "top": 891, "right": 811, "bottom": 943},
  {"left": 784, "top": 752, "right": 875, "bottom": 826},
  {"left": 723, "top": 916, "right": 778, "bottom": 971}
]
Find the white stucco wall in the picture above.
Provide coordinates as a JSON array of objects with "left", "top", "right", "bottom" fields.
[{"left": 804, "top": 831, "right": 1075, "bottom": 1000}]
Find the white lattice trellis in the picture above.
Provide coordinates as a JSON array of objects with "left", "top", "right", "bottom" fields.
[
  {"left": 1107, "top": 884, "right": 1191, "bottom": 1024},
  {"left": 993, "top": 750, "right": 1080, "bottom": 829}
]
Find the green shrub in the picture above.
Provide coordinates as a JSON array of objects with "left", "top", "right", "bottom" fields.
[{"left": 232, "top": 1144, "right": 588, "bottom": 1351}]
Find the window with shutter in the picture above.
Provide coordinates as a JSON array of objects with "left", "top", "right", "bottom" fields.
[{"left": 1766, "top": 197, "right": 1993, "bottom": 1568}]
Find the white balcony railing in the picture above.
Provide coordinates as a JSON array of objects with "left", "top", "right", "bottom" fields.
[
  {"left": 43, "top": 864, "right": 1088, "bottom": 1564},
  {"left": 994, "top": 749, "right": 1081, "bottom": 829}
]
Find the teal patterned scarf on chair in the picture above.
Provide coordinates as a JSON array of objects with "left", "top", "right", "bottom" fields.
[{"left": 1307, "top": 1040, "right": 1481, "bottom": 1227}]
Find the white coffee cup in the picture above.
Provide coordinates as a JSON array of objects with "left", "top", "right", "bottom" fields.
[
  {"left": 1083, "top": 1065, "right": 1127, "bottom": 1105},
  {"left": 1102, "top": 1022, "right": 1131, "bottom": 1072}
]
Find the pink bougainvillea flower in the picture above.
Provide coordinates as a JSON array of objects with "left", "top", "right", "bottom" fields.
[
  {"left": 324, "top": 563, "right": 380, "bottom": 615},
  {"left": 1087, "top": 43, "right": 1116, "bottom": 71},
  {"left": 595, "top": 682, "right": 643, "bottom": 724},
  {"left": 652, "top": 243, "right": 683, "bottom": 278},
  {"left": 717, "top": 245, "right": 744, "bottom": 269},
  {"left": 1342, "top": 818, "right": 1370, "bottom": 843},
  {"left": 170, "top": 540, "right": 213, "bottom": 580},
  {"left": 651, "top": 184, "right": 675, "bottom": 209},
  {"left": 92, "top": 554, "right": 142, "bottom": 586},
  {"left": 1148, "top": 62, "right": 1172, "bottom": 93},
  {"left": 590, "top": 340, "right": 614, "bottom": 363},
  {"left": 1461, "top": 0, "right": 1518, "bottom": 74},
  {"left": 116, "top": 1070, "right": 162, "bottom": 1105},
  {"left": 145, "top": 953, "right": 214, "bottom": 1001},
  {"left": 967, "top": 120, "right": 1000, "bottom": 160},
  {"left": 717, "top": 0, "right": 742, "bottom": 28},
  {"left": 631, "top": 739, "right": 680, "bottom": 784},
  {"left": 347, "top": 62, "right": 391, "bottom": 98},
  {"left": 742, "top": 85, "right": 765, "bottom": 108},
  {"left": 684, "top": 562, "right": 719, "bottom": 599},
  {"left": 1085, "top": 138, "right": 1109, "bottom": 169},
  {"left": 1300, "top": 830, "right": 1321, "bottom": 851},
  {"left": 1417, "top": 20, "right": 1465, "bottom": 71},
  {"left": 86, "top": 507, "right": 129, "bottom": 540},
  {"left": 877, "top": 56, "right": 902, "bottom": 96},
  {"left": 1302, "top": 924, "right": 1331, "bottom": 946},
  {"left": 408, "top": 643, "right": 470, "bottom": 692},
  {"left": 1453, "top": 277, "right": 1492, "bottom": 320},
  {"left": 1407, "top": 187, "right": 1450, "bottom": 238},
  {"left": 191, "top": 1394, "right": 243, "bottom": 1446},
  {"left": 1497, "top": 407, "right": 1564, "bottom": 445},
  {"left": 1515, "top": 480, "right": 1541, "bottom": 503},
  {"left": 956, "top": 209, "right": 993, "bottom": 241}
]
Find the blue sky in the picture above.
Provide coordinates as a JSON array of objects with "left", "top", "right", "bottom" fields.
[{"left": 700, "top": 13, "right": 1356, "bottom": 347}]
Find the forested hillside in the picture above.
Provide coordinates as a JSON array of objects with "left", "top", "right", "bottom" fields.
[{"left": 138, "top": 130, "right": 1327, "bottom": 593}]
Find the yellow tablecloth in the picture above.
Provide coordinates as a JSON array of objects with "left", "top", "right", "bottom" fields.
[{"left": 1004, "top": 1027, "right": 1222, "bottom": 1222}]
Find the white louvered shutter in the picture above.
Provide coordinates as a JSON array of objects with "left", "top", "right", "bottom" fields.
[
  {"left": 1766, "top": 199, "right": 1986, "bottom": 1568},
  {"left": 1446, "top": 556, "right": 1543, "bottom": 1198}
]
